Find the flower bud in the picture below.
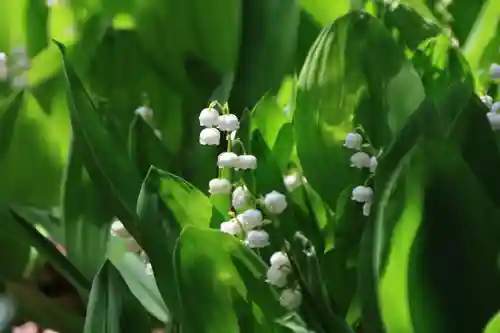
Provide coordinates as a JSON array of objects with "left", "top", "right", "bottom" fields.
[
  {"left": 232, "top": 185, "right": 251, "bottom": 211},
  {"left": 266, "top": 265, "right": 288, "bottom": 287},
  {"left": 237, "top": 209, "right": 263, "bottom": 230},
  {"left": 279, "top": 288, "right": 302, "bottom": 310},
  {"left": 135, "top": 106, "right": 154, "bottom": 124},
  {"left": 110, "top": 219, "right": 130, "bottom": 238},
  {"left": 369, "top": 156, "right": 378, "bottom": 173},
  {"left": 270, "top": 251, "right": 290, "bottom": 268},
  {"left": 220, "top": 219, "right": 242, "bottom": 236},
  {"left": 283, "top": 172, "right": 305, "bottom": 192}
]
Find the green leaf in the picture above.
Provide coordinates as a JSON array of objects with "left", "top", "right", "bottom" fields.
[
  {"left": 55, "top": 40, "right": 142, "bottom": 235},
  {"left": 484, "top": 312, "right": 500, "bottom": 333},
  {"left": 110, "top": 251, "right": 170, "bottom": 324},
  {"left": 154, "top": 167, "right": 223, "bottom": 228},
  {"left": 136, "top": 168, "right": 181, "bottom": 317},
  {"left": 25, "top": 0, "right": 48, "bottom": 58},
  {"left": 295, "top": 12, "right": 425, "bottom": 208},
  {"left": 0, "top": 91, "right": 24, "bottom": 159},
  {"left": 0, "top": 209, "right": 32, "bottom": 280},
  {"left": 7, "top": 281, "right": 85, "bottom": 333},
  {"left": 127, "top": 114, "right": 174, "bottom": 178},
  {"left": 299, "top": 0, "right": 349, "bottom": 27},
  {"left": 8, "top": 208, "right": 91, "bottom": 293},
  {"left": 229, "top": 0, "right": 300, "bottom": 114},
  {"left": 84, "top": 261, "right": 151, "bottom": 333},
  {"left": 174, "top": 226, "right": 281, "bottom": 333},
  {"left": 61, "top": 134, "right": 113, "bottom": 279},
  {"left": 187, "top": 0, "right": 242, "bottom": 75}
]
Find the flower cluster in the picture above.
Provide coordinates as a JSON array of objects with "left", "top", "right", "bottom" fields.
[
  {"left": 266, "top": 251, "right": 302, "bottom": 310},
  {"left": 344, "top": 132, "right": 377, "bottom": 216},
  {"left": 481, "top": 95, "right": 500, "bottom": 131},
  {"left": 0, "top": 47, "right": 30, "bottom": 89},
  {"left": 199, "top": 102, "right": 300, "bottom": 309}
]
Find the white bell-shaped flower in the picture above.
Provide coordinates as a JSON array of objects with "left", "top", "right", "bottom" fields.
[
  {"left": 343, "top": 132, "right": 363, "bottom": 150},
  {"left": 199, "top": 128, "right": 220, "bottom": 146},
  {"left": 209, "top": 178, "right": 232, "bottom": 195},
  {"left": 199, "top": 107, "right": 220, "bottom": 127},
  {"left": 352, "top": 186, "right": 373, "bottom": 203},
  {"left": 0, "top": 53, "right": 7, "bottom": 81},
  {"left": 110, "top": 219, "right": 130, "bottom": 238},
  {"left": 369, "top": 156, "right": 378, "bottom": 173},
  {"left": 491, "top": 101, "right": 500, "bottom": 113},
  {"left": 218, "top": 114, "right": 240, "bottom": 132},
  {"left": 270, "top": 251, "right": 290, "bottom": 269},
  {"left": 279, "top": 288, "right": 302, "bottom": 310},
  {"left": 245, "top": 230, "right": 270, "bottom": 248},
  {"left": 266, "top": 265, "right": 289, "bottom": 288},
  {"left": 220, "top": 219, "right": 242, "bottom": 236},
  {"left": 217, "top": 152, "right": 239, "bottom": 168},
  {"left": 263, "top": 190, "right": 288, "bottom": 214},
  {"left": 232, "top": 185, "right": 251, "bottom": 211},
  {"left": 481, "top": 95, "right": 494, "bottom": 108},
  {"left": 487, "top": 112, "right": 500, "bottom": 130},
  {"left": 283, "top": 172, "right": 305, "bottom": 192},
  {"left": 490, "top": 63, "right": 500, "bottom": 80},
  {"left": 237, "top": 209, "right": 263, "bottom": 230},
  {"left": 350, "top": 152, "right": 371, "bottom": 169},
  {"left": 236, "top": 155, "right": 257, "bottom": 170},
  {"left": 135, "top": 106, "right": 154, "bottom": 124},
  {"left": 362, "top": 201, "right": 372, "bottom": 217}
]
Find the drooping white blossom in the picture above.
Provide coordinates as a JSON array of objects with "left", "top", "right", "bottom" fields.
[
  {"left": 199, "top": 107, "right": 220, "bottom": 127},
  {"left": 351, "top": 186, "right": 373, "bottom": 203},
  {"left": 263, "top": 190, "right": 288, "bottom": 214},
  {"left": 266, "top": 265, "right": 289, "bottom": 287},
  {"left": 350, "top": 152, "right": 371, "bottom": 169},
  {"left": 236, "top": 155, "right": 257, "bottom": 170},
  {"left": 218, "top": 114, "right": 240, "bottom": 132},
  {"left": 220, "top": 219, "right": 242, "bottom": 236},
  {"left": 490, "top": 63, "right": 500, "bottom": 80},
  {"left": 279, "top": 288, "right": 302, "bottom": 310},
  {"left": 270, "top": 251, "right": 290, "bottom": 269},
  {"left": 245, "top": 230, "right": 270, "bottom": 248},
  {"left": 237, "top": 209, "right": 263, "bottom": 230},
  {"left": 481, "top": 95, "right": 494, "bottom": 108},
  {"left": 217, "top": 152, "right": 239, "bottom": 168},
  {"left": 232, "top": 185, "right": 252, "bottom": 211},
  {"left": 199, "top": 128, "right": 221, "bottom": 146},
  {"left": 283, "top": 172, "right": 305, "bottom": 192},
  {"left": 343, "top": 132, "right": 363, "bottom": 150},
  {"left": 209, "top": 178, "right": 232, "bottom": 195}
]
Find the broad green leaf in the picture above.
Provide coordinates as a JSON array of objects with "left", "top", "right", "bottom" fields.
[
  {"left": 187, "top": 0, "right": 242, "bottom": 75},
  {"left": 299, "top": 0, "right": 349, "bottom": 26},
  {"left": 84, "top": 261, "right": 151, "bottom": 333},
  {"left": 109, "top": 250, "right": 170, "bottom": 324},
  {"left": 135, "top": 0, "right": 193, "bottom": 95},
  {"left": 447, "top": 93, "right": 500, "bottom": 208},
  {"left": 55, "top": 40, "right": 142, "bottom": 235},
  {"left": 25, "top": 0, "right": 48, "bottom": 58},
  {"left": 484, "top": 312, "right": 500, "bottom": 333},
  {"left": 8, "top": 208, "right": 91, "bottom": 293},
  {"left": 7, "top": 281, "right": 84, "bottom": 333},
  {"left": 61, "top": 134, "right": 112, "bottom": 279},
  {"left": 0, "top": 209, "right": 32, "bottom": 280},
  {"left": 154, "top": 167, "right": 222, "bottom": 228},
  {"left": 136, "top": 168, "right": 181, "bottom": 316},
  {"left": 295, "top": 12, "right": 425, "bottom": 208},
  {"left": 128, "top": 114, "right": 174, "bottom": 178},
  {"left": 174, "top": 226, "right": 282, "bottom": 333},
  {"left": 409, "top": 144, "right": 500, "bottom": 332},
  {"left": 229, "top": 0, "right": 300, "bottom": 115},
  {"left": 0, "top": 91, "right": 24, "bottom": 159}
]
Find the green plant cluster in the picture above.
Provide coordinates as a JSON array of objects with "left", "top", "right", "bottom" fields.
[{"left": 0, "top": 0, "right": 500, "bottom": 332}]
